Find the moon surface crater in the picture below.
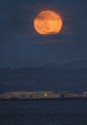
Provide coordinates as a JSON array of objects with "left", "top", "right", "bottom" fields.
[{"left": 34, "top": 10, "right": 62, "bottom": 35}]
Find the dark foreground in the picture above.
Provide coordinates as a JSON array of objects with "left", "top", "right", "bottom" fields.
[{"left": 0, "top": 100, "right": 87, "bottom": 125}]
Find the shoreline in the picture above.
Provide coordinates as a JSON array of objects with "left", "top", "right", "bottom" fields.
[{"left": 1, "top": 97, "right": 87, "bottom": 101}]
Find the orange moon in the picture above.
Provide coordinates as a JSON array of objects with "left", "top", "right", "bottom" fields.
[{"left": 34, "top": 10, "right": 62, "bottom": 35}]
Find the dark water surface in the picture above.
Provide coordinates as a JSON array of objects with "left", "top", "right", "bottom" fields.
[{"left": 0, "top": 100, "right": 87, "bottom": 125}]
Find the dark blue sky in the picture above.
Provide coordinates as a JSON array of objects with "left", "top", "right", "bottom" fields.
[{"left": 0, "top": 0, "right": 87, "bottom": 67}]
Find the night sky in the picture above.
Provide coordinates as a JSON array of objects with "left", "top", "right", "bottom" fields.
[{"left": 0, "top": 0, "right": 87, "bottom": 67}]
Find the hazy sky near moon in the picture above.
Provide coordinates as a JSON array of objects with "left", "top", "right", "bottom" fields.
[{"left": 0, "top": 0, "right": 87, "bottom": 67}]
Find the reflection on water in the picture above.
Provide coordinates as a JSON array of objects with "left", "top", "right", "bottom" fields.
[{"left": 0, "top": 100, "right": 87, "bottom": 125}]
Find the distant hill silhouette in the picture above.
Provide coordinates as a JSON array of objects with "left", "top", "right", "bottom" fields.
[
  {"left": 44, "top": 59, "right": 87, "bottom": 69},
  {"left": 61, "top": 59, "right": 87, "bottom": 69},
  {"left": 0, "top": 66, "right": 87, "bottom": 92},
  {"left": 44, "top": 63, "right": 60, "bottom": 68}
]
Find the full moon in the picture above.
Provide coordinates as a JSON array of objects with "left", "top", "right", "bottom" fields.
[{"left": 34, "top": 10, "right": 62, "bottom": 35}]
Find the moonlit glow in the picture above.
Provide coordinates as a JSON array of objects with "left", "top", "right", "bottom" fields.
[{"left": 34, "top": 10, "right": 62, "bottom": 35}]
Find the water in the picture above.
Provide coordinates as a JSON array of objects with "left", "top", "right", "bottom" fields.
[{"left": 0, "top": 100, "right": 87, "bottom": 125}]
